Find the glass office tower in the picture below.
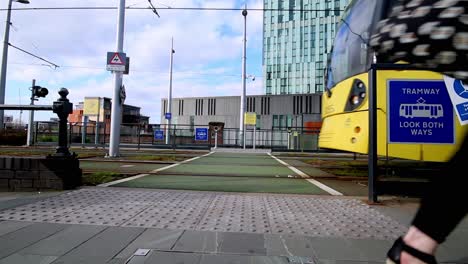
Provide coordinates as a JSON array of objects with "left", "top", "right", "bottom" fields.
[{"left": 263, "top": 0, "right": 350, "bottom": 95}]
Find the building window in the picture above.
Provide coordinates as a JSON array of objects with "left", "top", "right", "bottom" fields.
[
  {"left": 273, "top": 115, "right": 279, "bottom": 128},
  {"left": 195, "top": 99, "right": 204, "bottom": 116},
  {"left": 268, "top": 97, "right": 271, "bottom": 115},
  {"left": 208, "top": 98, "right": 216, "bottom": 115},
  {"left": 293, "top": 96, "right": 304, "bottom": 114},
  {"left": 247, "top": 97, "right": 256, "bottom": 113},
  {"left": 178, "top": 100, "right": 184, "bottom": 116},
  {"left": 260, "top": 97, "right": 266, "bottom": 115}
]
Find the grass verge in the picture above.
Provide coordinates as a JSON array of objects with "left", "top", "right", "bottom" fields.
[{"left": 82, "top": 172, "right": 129, "bottom": 186}]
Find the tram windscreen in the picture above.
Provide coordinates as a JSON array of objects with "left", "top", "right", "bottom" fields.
[{"left": 325, "top": 0, "right": 383, "bottom": 91}]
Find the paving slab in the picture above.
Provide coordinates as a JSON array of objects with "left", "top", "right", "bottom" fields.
[
  {"left": 115, "top": 228, "right": 183, "bottom": 259},
  {"left": 0, "top": 253, "right": 57, "bottom": 264},
  {"left": 0, "top": 220, "right": 32, "bottom": 236},
  {"left": 317, "top": 261, "right": 383, "bottom": 264},
  {"left": 218, "top": 232, "right": 267, "bottom": 255},
  {"left": 264, "top": 234, "right": 290, "bottom": 257},
  {"left": 198, "top": 254, "right": 290, "bottom": 264},
  {"left": 128, "top": 251, "right": 202, "bottom": 264},
  {"left": 437, "top": 228, "right": 468, "bottom": 263},
  {"left": 51, "top": 226, "right": 144, "bottom": 264},
  {"left": 20, "top": 224, "right": 106, "bottom": 256},
  {"left": 106, "top": 258, "right": 127, "bottom": 264},
  {"left": 308, "top": 237, "right": 391, "bottom": 262},
  {"left": 0, "top": 222, "right": 66, "bottom": 259},
  {"left": 266, "top": 234, "right": 316, "bottom": 258},
  {"left": 172, "top": 230, "right": 218, "bottom": 253}
]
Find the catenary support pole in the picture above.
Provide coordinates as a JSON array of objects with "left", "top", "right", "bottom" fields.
[
  {"left": 26, "top": 79, "right": 35, "bottom": 146},
  {"left": 0, "top": 0, "right": 14, "bottom": 130},
  {"left": 108, "top": 0, "right": 126, "bottom": 157},
  {"left": 166, "top": 38, "right": 174, "bottom": 144}
]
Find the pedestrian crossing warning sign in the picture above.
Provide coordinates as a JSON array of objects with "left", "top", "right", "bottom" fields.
[{"left": 106, "top": 52, "right": 127, "bottom": 72}]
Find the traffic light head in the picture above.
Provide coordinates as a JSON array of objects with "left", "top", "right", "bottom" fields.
[{"left": 32, "top": 86, "right": 48, "bottom": 98}]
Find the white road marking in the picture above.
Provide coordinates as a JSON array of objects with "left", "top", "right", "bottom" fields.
[
  {"left": 267, "top": 153, "right": 343, "bottom": 196},
  {"left": 98, "top": 174, "right": 150, "bottom": 187},
  {"left": 100, "top": 152, "right": 214, "bottom": 187},
  {"left": 120, "top": 165, "right": 135, "bottom": 168},
  {"left": 267, "top": 153, "right": 309, "bottom": 178},
  {"left": 306, "top": 179, "right": 343, "bottom": 196}
]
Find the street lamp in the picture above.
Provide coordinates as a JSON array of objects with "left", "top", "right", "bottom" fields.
[
  {"left": 0, "top": 0, "right": 30, "bottom": 129},
  {"left": 240, "top": 7, "right": 247, "bottom": 149}
]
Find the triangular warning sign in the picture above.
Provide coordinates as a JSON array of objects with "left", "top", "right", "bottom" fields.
[{"left": 109, "top": 53, "right": 124, "bottom": 65}]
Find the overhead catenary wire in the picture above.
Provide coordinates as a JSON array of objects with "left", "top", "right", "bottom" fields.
[
  {"left": 1, "top": 6, "right": 344, "bottom": 12},
  {"left": 147, "top": 0, "right": 160, "bottom": 17},
  {"left": 8, "top": 62, "right": 263, "bottom": 78},
  {"left": 8, "top": 43, "right": 60, "bottom": 69}
]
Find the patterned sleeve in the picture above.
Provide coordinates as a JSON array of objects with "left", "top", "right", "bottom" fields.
[{"left": 369, "top": 0, "right": 468, "bottom": 81}]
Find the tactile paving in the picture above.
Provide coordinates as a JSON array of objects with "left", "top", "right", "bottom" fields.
[
  {"left": 197, "top": 194, "right": 270, "bottom": 233},
  {"left": 264, "top": 196, "right": 405, "bottom": 240},
  {"left": 0, "top": 188, "right": 406, "bottom": 240},
  {"left": 122, "top": 191, "right": 214, "bottom": 229}
]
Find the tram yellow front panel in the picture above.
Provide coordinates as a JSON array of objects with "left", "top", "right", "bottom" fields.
[{"left": 319, "top": 70, "right": 467, "bottom": 162}]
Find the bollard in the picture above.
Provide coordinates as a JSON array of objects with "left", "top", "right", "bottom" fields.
[{"left": 52, "top": 88, "right": 73, "bottom": 157}]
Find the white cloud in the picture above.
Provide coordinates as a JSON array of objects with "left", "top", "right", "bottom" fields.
[{"left": 1, "top": 0, "right": 264, "bottom": 125}]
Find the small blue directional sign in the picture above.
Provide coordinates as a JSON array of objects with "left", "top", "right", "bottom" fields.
[
  {"left": 165, "top": 112, "right": 172, "bottom": 120},
  {"left": 388, "top": 80, "right": 454, "bottom": 144},
  {"left": 154, "top": 130, "right": 164, "bottom": 140},
  {"left": 446, "top": 78, "right": 468, "bottom": 124},
  {"left": 195, "top": 128, "right": 208, "bottom": 141}
]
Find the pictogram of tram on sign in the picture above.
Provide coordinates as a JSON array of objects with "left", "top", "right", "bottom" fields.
[{"left": 399, "top": 97, "right": 444, "bottom": 119}]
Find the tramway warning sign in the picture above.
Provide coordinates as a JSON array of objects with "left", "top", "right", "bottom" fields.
[
  {"left": 388, "top": 80, "right": 454, "bottom": 144},
  {"left": 106, "top": 52, "right": 127, "bottom": 72}
]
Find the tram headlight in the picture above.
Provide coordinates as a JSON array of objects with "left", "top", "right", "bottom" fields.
[
  {"left": 345, "top": 79, "right": 367, "bottom": 111},
  {"left": 351, "top": 95, "right": 360, "bottom": 105}
]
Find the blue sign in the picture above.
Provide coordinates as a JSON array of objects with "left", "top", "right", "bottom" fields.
[
  {"left": 388, "top": 80, "right": 454, "bottom": 144},
  {"left": 154, "top": 130, "right": 164, "bottom": 140},
  {"left": 195, "top": 128, "right": 208, "bottom": 141},
  {"left": 450, "top": 79, "right": 468, "bottom": 123},
  {"left": 165, "top": 112, "right": 172, "bottom": 120}
]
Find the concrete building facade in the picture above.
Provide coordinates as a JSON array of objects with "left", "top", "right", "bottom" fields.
[
  {"left": 262, "top": 0, "right": 350, "bottom": 95},
  {"left": 160, "top": 94, "right": 323, "bottom": 149},
  {"left": 161, "top": 93, "right": 322, "bottom": 130}
]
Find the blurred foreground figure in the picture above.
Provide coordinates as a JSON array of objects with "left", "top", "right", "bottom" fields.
[{"left": 370, "top": 0, "right": 468, "bottom": 263}]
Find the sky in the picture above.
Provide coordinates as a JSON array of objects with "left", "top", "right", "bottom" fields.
[{"left": 0, "top": 0, "right": 264, "bottom": 124}]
